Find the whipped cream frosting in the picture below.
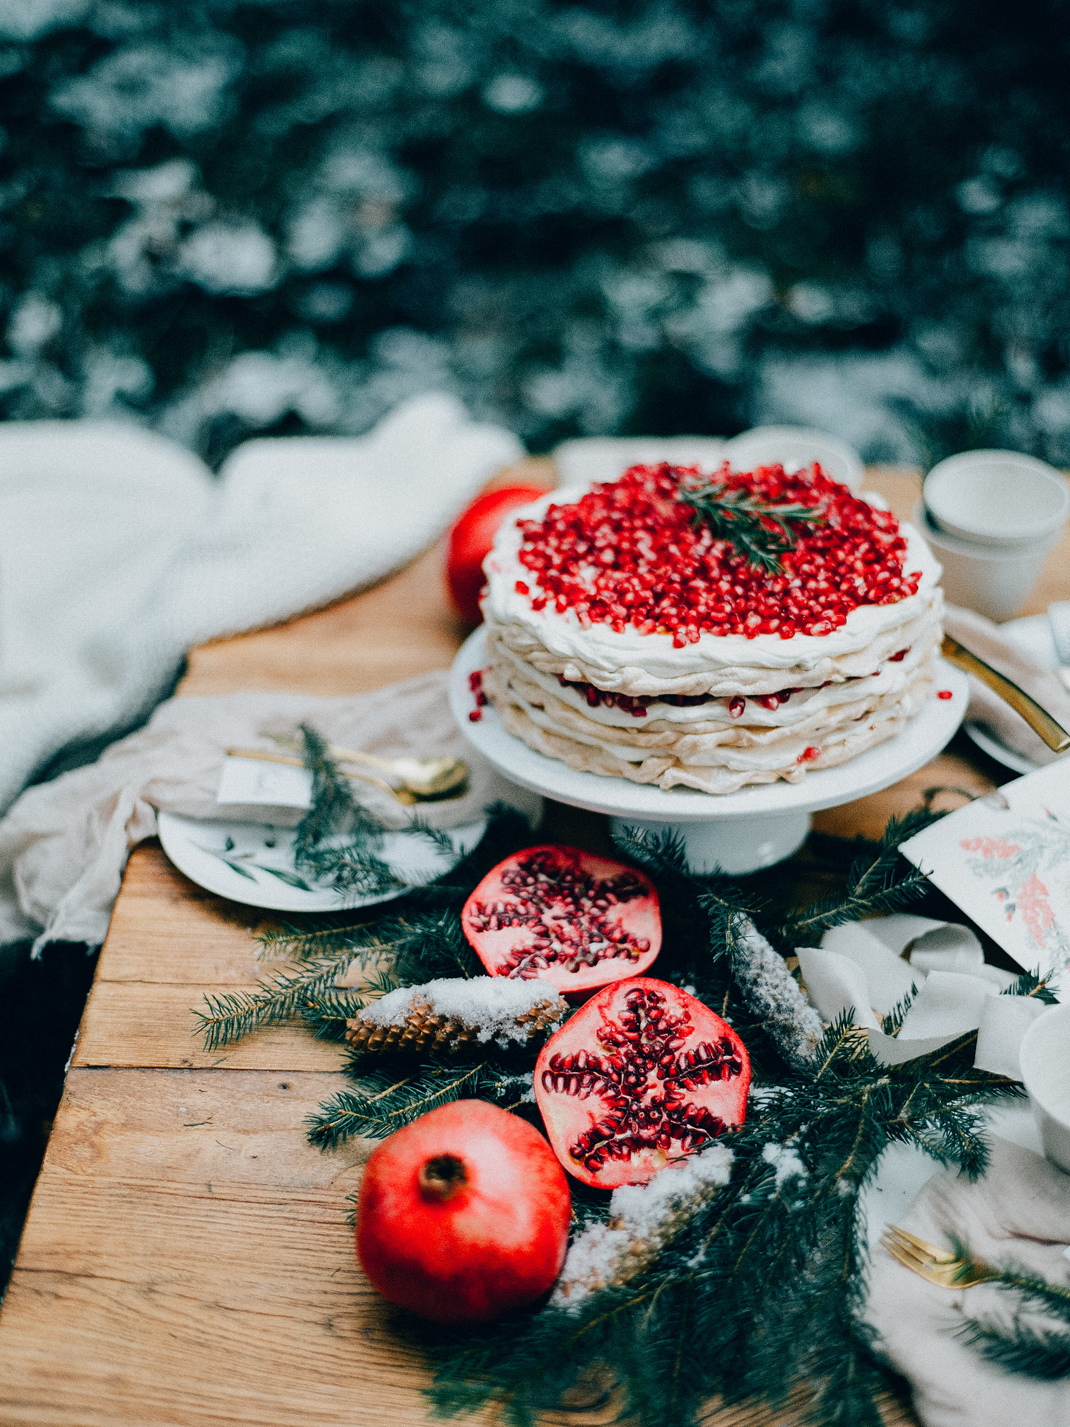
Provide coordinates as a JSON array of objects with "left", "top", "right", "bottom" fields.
[
  {"left": 490, "top": 622, "right": 940, "bottom": 730},
  {"left": 483, "top": 485, "right": 942, "bottom": 686}
]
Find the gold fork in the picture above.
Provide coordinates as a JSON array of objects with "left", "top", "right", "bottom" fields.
[{"left": 879, "top": 1223, "right": 1001, "bottom": 1289}]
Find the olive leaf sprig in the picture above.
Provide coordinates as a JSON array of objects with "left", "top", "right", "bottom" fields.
[{"left": 678, "top": 476, "right": 826, "bottom": 574}]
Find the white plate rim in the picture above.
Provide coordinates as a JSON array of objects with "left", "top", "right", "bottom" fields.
[{"left": 157, "top": 810, "right": 487, "bottom": 912}]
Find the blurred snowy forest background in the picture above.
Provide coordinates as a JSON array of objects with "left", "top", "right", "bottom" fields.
[{"left": 2, "top": 0, "right": 1069, "bottom": 467}]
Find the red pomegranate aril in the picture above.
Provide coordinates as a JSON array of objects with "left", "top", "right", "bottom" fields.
[
  {"left": 937, "top": 689, "right": 952, "bottom": 700},
  {"left": 462, "top": 846, "right": 661, "bottom": 993},
  {"left": 510, "top": 462, "right": 917, "bottom": 644},
  {"left": 534, "top": 978, "right": 750, "bottom": 1188},
  {"left": 797, "top": 745, "right": 821, "bottom": 763}
]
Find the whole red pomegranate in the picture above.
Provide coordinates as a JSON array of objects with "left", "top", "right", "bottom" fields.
[
  {"left": 446, "top": 484, "right": 550, "bottom": 625},
  {"left": 356, "top": 1098, "right": 571, "bottom": 1324},
  {"left": 534, "top": 977, "right": 750, "bottom": 1189},
  {"left": 462, "top": 844, "right": 662, "bottom": 994}
]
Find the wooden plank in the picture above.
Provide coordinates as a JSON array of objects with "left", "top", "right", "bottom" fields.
[{"left": 72, "top": 980, "right": 344, "bottom": 1071}]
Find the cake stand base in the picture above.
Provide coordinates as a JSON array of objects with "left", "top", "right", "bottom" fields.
[
  {"left": 608, "top": 810, "right": 812, "bottom": 875},
  {"left": 450, "top": 627, "right": 969, "bottom": 874}
]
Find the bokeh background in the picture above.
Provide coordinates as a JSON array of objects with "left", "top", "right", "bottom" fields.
[{"left": 3, "top": 0, "right": 1070, "bottom": 469}]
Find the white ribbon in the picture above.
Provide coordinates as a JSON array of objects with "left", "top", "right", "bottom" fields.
[{"left": 796, "top": 915, "right": 1046, "bottom": 1077}]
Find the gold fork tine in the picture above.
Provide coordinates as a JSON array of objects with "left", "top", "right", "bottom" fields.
[
  {"left": 880, "top": 1224, "right": 1002, "bottom": 1288},
  {"left": 880, "top": 1234, "right": 935, "bottom": 1273},
  {"left": 885, "top": 1225, "right": 957, "bottom": 1263},
  {"left": 880, "top": 1235, "right": 957, "bottom": 1286}
]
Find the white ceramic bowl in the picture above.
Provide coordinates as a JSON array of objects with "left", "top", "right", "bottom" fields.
[
  {"left": 914, "top": 502, "right": 1060, "bottom": 622},
  {"left": 1019, "top": 1003, "right": 1070, "bottom": 1176},
  {"left": 721, "top": 425, "right": 864, "bottom": 492},
  {"left": 924, "top": 449, "right": 1069, "bottom": 547}
]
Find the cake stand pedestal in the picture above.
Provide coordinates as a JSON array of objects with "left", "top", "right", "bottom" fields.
[{"left": 449, "top": 628, "right": 968, "bottom": 874}]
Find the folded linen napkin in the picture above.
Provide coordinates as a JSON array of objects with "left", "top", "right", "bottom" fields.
[
  {"left": 0, "top": 671, "right": 540, "bottom": 955},
  {"left": 944, "top": 605, "right": 1070, "bottom": 767},
  {"left": 0, "top": 393, "right": 522, "bottom": 815},
  {"left": 866, "top": 1135, "right": 1070, "bottom": 1427}
]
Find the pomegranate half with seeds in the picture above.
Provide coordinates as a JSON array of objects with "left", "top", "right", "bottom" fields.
[
  {"left": 534, "top": 977, "right": 750, "bottom": 1188},
  {"left": 461, "top": 844, "right": 661, "bottom": 994},
  {"left": 356, "top": 1099, "right": 571, "bottom": 1324}
]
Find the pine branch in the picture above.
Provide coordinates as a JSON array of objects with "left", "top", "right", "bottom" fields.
[
  {"left": 1002, "top": 969, "right": 1059, "bottom": 1003},
  {"left": 306, "top": 1061, "right": 532, "bottom": 1147},
  {"left": 878, "top": 988, "right": 916, "bottom": 1036},
  {"left": 194, "top": 954, "right": 378, "bottom": 1050},
  {"left": 256, "top": 919, "right": 369, "bottom": 962},
  {"left": 775, "top": 810, "right": 941, "bottom": 950},
  {"left": 677, "top": 476, "right": 826, "bottom": 575},
  {"left": 957, "top": 1318, "right": 1070, "bottom": 1379}
]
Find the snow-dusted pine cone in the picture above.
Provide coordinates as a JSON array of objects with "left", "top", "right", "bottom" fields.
[{"left": 345, "top": 976, "right": 569, "bottom": 1055}]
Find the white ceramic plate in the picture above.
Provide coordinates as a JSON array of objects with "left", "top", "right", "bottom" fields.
[
  {"left": 157, "top": 811, "right": 487, "bottom": 912},
  {"left": 451, "top": 626, "right": 968, "bottom": 823},
  {"left": 961, "top": 614, "right": 1058, "bottom": 774}
]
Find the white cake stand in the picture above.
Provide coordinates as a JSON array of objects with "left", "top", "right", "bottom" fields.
[{"left": 449, "top": 627, "right": 969, "bottom": 874}]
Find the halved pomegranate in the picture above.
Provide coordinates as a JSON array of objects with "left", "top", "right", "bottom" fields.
[
  {"left": 461, "top": 845, "right": 661, "bottom": 994},
  {"left": 534, "top": 977, "right": 750, "bottom": 1188}
]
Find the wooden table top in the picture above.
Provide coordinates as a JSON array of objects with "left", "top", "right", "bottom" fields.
[{"left": 0, "top": 463, "right": 1065, "bottom": 1427}]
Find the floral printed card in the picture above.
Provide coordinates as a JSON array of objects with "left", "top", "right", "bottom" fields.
[{"left": 898, "top": 761, "right": 1070, "bottom": 988}]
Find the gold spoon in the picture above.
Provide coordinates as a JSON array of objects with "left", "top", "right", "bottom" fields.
[
  {"left": 319, "top": 742, "right": 469, "bottom": 799},
  {"left": 941, "top": 633, "right": 1070, "bottom": 753}
]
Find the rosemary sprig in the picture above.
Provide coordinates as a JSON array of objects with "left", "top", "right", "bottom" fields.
[{"left": 678, "top": 477, "right": 826, "bottom": 574}]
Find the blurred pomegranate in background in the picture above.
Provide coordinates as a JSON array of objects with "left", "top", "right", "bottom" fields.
[{"left": 446, "top": 485, "right": 549, "bottom": 625}]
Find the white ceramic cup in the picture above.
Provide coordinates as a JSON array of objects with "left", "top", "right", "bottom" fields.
[
  {"left": 924, "top": 449, "right": 1069, "bottom": 547},
  {"left": 913, "top": 501, "right": 1060, "bottom": 622},
  {"left": 721, "top": 425, "right": 864, "bottom": 492},
  {"left": 1019, "top": 1002, "right": 1070, "bottom": 1176}
]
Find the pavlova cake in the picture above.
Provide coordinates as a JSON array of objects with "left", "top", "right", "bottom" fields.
[{"left": 478, "top": 461, "right": 943, "bottom": 795}]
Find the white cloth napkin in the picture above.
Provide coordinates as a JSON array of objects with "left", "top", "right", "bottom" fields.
[
  {"left": 867, "top": 1135, "right": 1070, "bottom": 1427},
  {"left": 0, "top": 671, "right": 540, "bottom": 954},
  {"left": 797, "top": 916, "right": 1046, "bottom": 1075},
  {"left": 944, "top": 605, "right": 1070, "bottom": 767},
  {"left": 0, "top": 394, "right": 522, "bottom": 815}
]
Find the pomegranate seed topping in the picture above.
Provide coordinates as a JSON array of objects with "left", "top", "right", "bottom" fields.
[
  {"left": 937, "top": 689, "right": 953, "bottom": 700},
  {"left": 513, "top": 462, "right": 918, "bottom": 640},
  {"left": 468, "top": 709, "right": 482, "bottom": 721},
  {"left": 728, "top": 696, "right": 746, "bottom": 718},
  {"left": 515, "top": 580, "right": 529, "bottom": 595},
  {"left": 797, "top": 745, "right": 821, "bottom": 763},
  {"left": 889, "top": 648, "right": 909, "bottom": 662}
]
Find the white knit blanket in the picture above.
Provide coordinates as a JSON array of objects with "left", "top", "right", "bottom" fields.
[{"left": 0, "top": 393, "right": 521, "bottom": 815}]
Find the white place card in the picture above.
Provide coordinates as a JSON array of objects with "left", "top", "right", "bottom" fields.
[
  {"left": 899, "top": 761, "right": 1070, "bottom": 985},
  {"left": 216, "top": 754, "right": 313, "bottom": 810}
]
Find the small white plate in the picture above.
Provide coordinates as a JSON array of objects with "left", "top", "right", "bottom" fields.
[
  {"left": 962, "top": 614, "right": 1058, "bottom": 774},
  {"left": 157, "top": 811, "right": 487, "bottom": 912}
]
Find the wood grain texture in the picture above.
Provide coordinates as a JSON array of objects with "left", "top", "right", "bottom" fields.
[{"left": 7, "top": 456, "right": 1048, "bottom": 1427}]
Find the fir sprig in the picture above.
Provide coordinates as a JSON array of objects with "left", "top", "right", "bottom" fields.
[
  {"left": 678, "top": 476, "right": 826, "bottom": 574},
  {"left": 307, "top": 1060, "right": 536, "bottom": 1146},
  {"left": 774, "top": 808, "right": 942, "bottom": 950},
  {"left": 952, "top": 1243, "right": 1070, "bottom": 1379}
]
